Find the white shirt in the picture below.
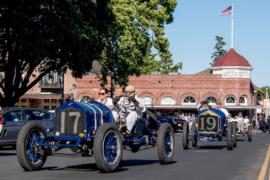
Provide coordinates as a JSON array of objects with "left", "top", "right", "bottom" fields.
[
  {"left": 243, "top": 117, "right": 250, "bottom": 124},
  {"left": 219, "top": 107, "right": 230, "bottom": 118},
  {"left": 97, "top": 97, "right": 114, "bottom": 110},
  {"left": 116, "top": 95, "right": 146, "bottom": 114}
]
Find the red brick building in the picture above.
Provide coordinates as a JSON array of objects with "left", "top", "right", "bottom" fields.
[
  {"left": 72, "top": 48, "right": 256, "bottom": 117},
  {"left": 17, "top": 48, "right": 258, "bottom": 117}
]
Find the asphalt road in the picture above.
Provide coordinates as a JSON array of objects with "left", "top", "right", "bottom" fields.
[{"left": 0, "top": 131, "right": 269, "bottom": 180}]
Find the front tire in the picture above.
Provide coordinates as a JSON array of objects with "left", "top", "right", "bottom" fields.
[
  {"left": 182, "top": 122, "right": 189, "bottom": 149},
  {"left": 232, "top": 122, "right": 237, "bottom": 147},
  {"left": 157, "top": 123, "right": 175, "bottom": 164},
  {"left": 94, "top": 123, "right": 123, "bottom": 172},
  {"left": 16, "top": 122, "right": 47, "bottom": 171}
]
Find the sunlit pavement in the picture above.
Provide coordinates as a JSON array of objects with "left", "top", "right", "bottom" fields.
[{"left": 0, "top": 131, "right": 270, "bottom": 180}]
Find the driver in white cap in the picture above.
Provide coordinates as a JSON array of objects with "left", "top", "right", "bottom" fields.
[{"left": 113, "top": 85, "right": 146, "bottom": 134}]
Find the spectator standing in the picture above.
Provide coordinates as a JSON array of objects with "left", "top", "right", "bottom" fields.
[{"left": 236, "top": 113, "right": 245, "bottom": 133}]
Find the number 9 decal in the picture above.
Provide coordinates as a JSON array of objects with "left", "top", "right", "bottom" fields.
[{"left": 206, "top": 117, "right": 216, "bottom": 131}]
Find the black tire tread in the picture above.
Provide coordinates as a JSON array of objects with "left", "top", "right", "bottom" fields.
[
  {"left": 182, "top": 122, "right": 189, "bottom": 149},
  {"left": 227, "top": 122, "right": 233, "bottom": 150},
  {"left": 156, "top": 123, "right": 175, "bottom": 164}
]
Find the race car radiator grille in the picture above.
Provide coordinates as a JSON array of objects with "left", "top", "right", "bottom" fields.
[
  {"left": 197, "top": 115, "right": 220, "bottom": 132},
  {"left": 56, "top": 109, "right": 85, "bottom": 136}
]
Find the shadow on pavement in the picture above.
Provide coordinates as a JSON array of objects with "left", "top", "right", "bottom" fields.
[
  {"left": 44, "top": 159, "right": 176, "bottom": 172},
  {"left": 120, "top": 159, "right": 177, "bottom": 167},
  {"left": 195, "top": 145, "right": 227, "bottom": 150},
  {"left": 0, "top": 152, "right": 16, "bottom": 156},
  {"left": 54, "top": 163, "right": 128, "bottom": 173}
]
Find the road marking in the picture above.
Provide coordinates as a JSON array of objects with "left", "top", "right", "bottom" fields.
[{"left": 257, "top": 144, "right": 270, "bottom": 180}]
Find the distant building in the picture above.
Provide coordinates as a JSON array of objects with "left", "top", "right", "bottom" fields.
[
  {"left": 16, "top": 49, "right": 259, "bottom": 118},
  {"left": 71, "top": 48, "right": 258, "bottom": 117}
]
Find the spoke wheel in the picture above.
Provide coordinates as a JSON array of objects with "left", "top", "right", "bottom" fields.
[
  {"left": 94, "top": 123, "right": 123, "bottom": 172},
  {"left": 16, "top": 122, "right": 47, "bottom": 171}
]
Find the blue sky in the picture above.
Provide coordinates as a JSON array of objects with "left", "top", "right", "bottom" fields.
[{"left": 165, "top": 0, "right": 270, "bottom": 87}]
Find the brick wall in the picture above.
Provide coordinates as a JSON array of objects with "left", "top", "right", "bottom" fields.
[{"left": 72, "top": 73, "right": 253, "bottom": 107}]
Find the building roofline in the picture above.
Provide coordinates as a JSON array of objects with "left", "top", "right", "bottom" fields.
[{"left": 211, "top": 66, "right": 253, "bottom": 70}]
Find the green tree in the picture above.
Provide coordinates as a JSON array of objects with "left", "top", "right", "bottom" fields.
[
  {"left": 260, "top": 86, "right": 270, "bottom": 99},
  {"left": 99, "top": 0, "right": 181, "bottom": 92},
  {"left": 0, "top": 0, "right": 112, "bottom": 107},
  {"left": 211, "top": 35, "right": 227, "bottom": 63}
]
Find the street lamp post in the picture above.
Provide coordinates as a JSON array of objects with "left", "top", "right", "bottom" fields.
[
  {"left": 58, "top": 72, "right": 64, "bottom": 104},
  {"left": 59, "top": 65, "right": 68, "bottom": 104},
  {"left": 61, "top": 72, "right": 64, "bottom": 103},
  {"left": 253, "top": 90, "right": 257, "bottom": 124}
]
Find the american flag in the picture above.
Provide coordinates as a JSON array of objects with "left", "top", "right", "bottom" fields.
[{"left": 221, "top": 5, "right": 232, "bottom": 16}]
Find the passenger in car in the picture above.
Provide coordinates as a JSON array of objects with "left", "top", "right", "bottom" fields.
[
  {"left": 215, "top": 102, "right": 230, "bottom": 119},
  {"left": 97, "top": 88, "right": 114, "bottom": 110},
  {"left": 197, "top": 100, "right": 211, "bottom": 111}
]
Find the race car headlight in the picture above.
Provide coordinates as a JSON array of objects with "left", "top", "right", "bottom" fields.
[{"left": 79, "top": 132, "right": 85, "bottom": 137}]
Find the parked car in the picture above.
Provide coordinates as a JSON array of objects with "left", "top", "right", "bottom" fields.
[
  {"left": 0, "top": 107, "right": 54, "bottom": 148},
  {"left": 259, "top": 120, "right": 270, "bottom": 133}
]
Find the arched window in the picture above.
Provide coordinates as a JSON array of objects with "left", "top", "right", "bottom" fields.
[
  {"left": 205, "top": 96, "right": 217, "bottom": 105},
  {"left": 80, "top": 96, "right": 93, "bottom": 103},
  {"left": 225, "top": 96, "right": 236, "bottom": 105},
  {"left": 142, "top": 96, "right": 153, "bottom": 106},
  {"left": 239, "top": 96, "right": 247, "bottom": 106},
  {"left": 161, "top": 96, "right": 176, "bottom": 105},
  {"left": 182, "top": 96, "right": 196, "bottom": 105}
]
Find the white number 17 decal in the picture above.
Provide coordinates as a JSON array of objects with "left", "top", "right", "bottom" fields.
[{"left": 60, "top": 111, "right": 81, "bottom": 134}]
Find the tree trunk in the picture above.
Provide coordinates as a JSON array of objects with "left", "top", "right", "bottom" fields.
[
  {"left": 0, "top": 96, "right": 18, "bottom": 108},
  {"left": 110, "top": 76, "right": 115, "bottom": 98}
]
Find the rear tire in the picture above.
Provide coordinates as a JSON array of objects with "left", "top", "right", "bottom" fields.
[
  {"left": 94, "top": 123, "right": 123, "bottom": 172},
  {"left": 227, "top": 122, "right": 233, "bottom": 150},
  {"left": 157, "top": 123, "right": 175, "bottom": 164},
  {"left": 247, "top": 125, "right": 252, "bottom": 142},
  {"left": 191, "top": 122, "right": 197, "bottom": 147},
  {"left": 182, "top": 122, "right": 189, "bottom": 149},
  {"left": 16, "top": 122, "right": 47, "bottom": 171},
  {"left": 232, "top": 122, "right": 237, "bottom": 147}
]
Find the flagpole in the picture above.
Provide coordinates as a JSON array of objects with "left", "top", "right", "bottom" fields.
[{"left": 231, "top": 3, "right": 234, "bottom": 48}]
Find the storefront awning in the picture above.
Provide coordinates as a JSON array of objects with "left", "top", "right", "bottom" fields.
[
  {"left": 21, "top": 94, "right": 68, "bottom": 100},
  {"left": 146, "top": 105, "right": 256, "bottom": 110},
  {"left": 146, "top": 105, "right": 197, "bottom": 109}
]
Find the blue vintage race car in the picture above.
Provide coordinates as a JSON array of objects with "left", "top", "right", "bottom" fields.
[
  {"left": 16, "top": 101, "right": 175, "bottom": 172},
  {"left": 182, "top": 108, "right": 237, "bottom": 150}
]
